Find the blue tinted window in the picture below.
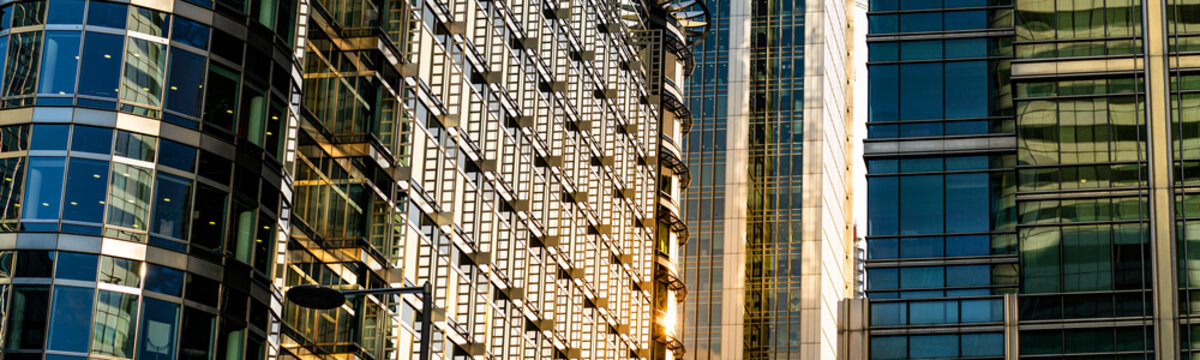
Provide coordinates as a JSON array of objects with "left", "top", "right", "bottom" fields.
[
  {"left": 901, "top": 0, "right": 940, "bottom": 9},
  {"left": 869, "top": 336, "right": 907, "bottom": 360},
  {"left": 151, "top": 173, "right": 192, "bottom": 239},
  {"left": 947, "top": 265, "right": 991, "bottom": 287},
  {"left": 868, "top": 177, "right": 899, "bottom": 235},
  {"left": 945, "top": 156, "right": 988, "bottom": 170},
  {"left": 172, "top": 17, "right": 211, "bottom": 49},
  {"left": 158, "top": 140, "right": 197, "bottom": 171},
  {"left": 4, "top": 286, "right": 50, "bottom": 349},
  {"left": 961, "top": 299, "right": 1003, "bottom": 322},
  {"left": 145, "top": 264, "right": 184, "bottom": 296},
  {"left": 901, "top": 266, "right": 944, "bottom": 288},
  {"left": 899, "top": 63, "right": 943, "bottom": 120},
  {"left": 87, "top": 2, "right": 128, "bottom": 28},
  {"left": 38, "top": 31, "right": 81, "bottom": 96},
  {"left": 944, "top": 10, "right": 986, "bottom": 30},
  {"left": 870, "top": 0, "right": 897, "bottom": 11},
  {"left": 946, "top": 120, "right": 989, "bottom": 135},
  {"left": 961, "top": 333, "right": 1004, "bottom": 357},
  {"left": 165, "top": 49, "right": 206, "bottom": 118},
  {"left": 22, "top": 157, "right": 66, "bottom": 220},
  {"left": 30, "top": 124, "right": 69, "bottom": 150},
  {"left": 945, "top": 61, "right": 989, "bottom": 119},
  {"left": 868, "top": 124, "right": 898, "bottom": 138},
  {"left": 911, "top": 335, "right": 959, "bottom": 359},
  {"left": 900, "top": 40, "right": 942, "bottom": 61},
  {"left": 867, "top": 159, "right": 898, "bottom": 174},
  {"left": 54, "top": 252, "right": 97, "bottom": 281},
  {"left": 62, "top": 158, "right": 109, "bottom": 222},
  {"left": 900, "top": 158, "right": 942, "bottom": 172},
  {"left": 870, "top": 14, "right": 898, "bottom": 34},
  {"left": 46, "top": 286, "right": 94, "bottom": 352},
  {"left": 944, "top": 0, "right": 986, "bottom": 7},
  {"left": 46, "top": 0, "right": 85, "bottom": 24},
  {"left": 946, "top": 38, "right": 987, "bottom": 58},
  {"left": 0, "top": 36, "right": 8, "bottom": 84},
  {"left": 870, "top": 302, "right": 906, "bottom": 325},
  {"left": 899, "top": 122, "right": 942, "bottom": 137},
  {"left": 909, "top": 300, "right": 957, "bottom": 325},
  {"left": 900, "top": 12, "right": 941, "bottom": 32},
  {"left": 868, "top": 268, "right": 899, "bottom": 289},
  {"left": 869, "top": 42, "right": 898, "bottom": 61},
  {"left": 945, "top": 173, "right": 990, "bottom": 232},
  {"left": 868, "top": 65, "right": 898, "bottom": 121},
  {"left": 900, "top": 237, "right": 943, "bottom": 258},
  {"left": 139, "top": 298, "right": 180, "bottom": 360},
  {"left": 92, "top": 290, "right": 138, "bottom": 357},
  {"left": 78, "top": 32, "right": 124, "bottom": 99},
  {"left": 946, "top": 235, "right": 990, "bottom": 256},
  {"left": 868, "top": 238, "right": 898, "bottom": 259},
  {"left": 900, "top": 175, "right": 944, "bottom": 234},
  {"left": 71, "top": 126, "right": 113, "bottom": 153}
]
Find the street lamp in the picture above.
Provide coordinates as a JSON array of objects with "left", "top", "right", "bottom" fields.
[{"left": 286, "top": 282, "right": 435, "bottom": 360}]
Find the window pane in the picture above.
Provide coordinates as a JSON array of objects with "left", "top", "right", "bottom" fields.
[
  {"left": 164, "top": 49, "right": 207, "bottom": 118},
  {"left": 203, "top": 63, "right": 240, "bottom": 131},
  {"left": 106, "top": 163, "right": 154, "bottom": 231},
  {"left": 909, "top": 301, "right": 957, "bottom": 325},
  {"left": 71, "top": 125, "right": 114, "bottom": 153},
  {"left": 900, "top": 266, "right": 945, "bottom": 289},
  {"left": 114, "top": 130, "right": 156, "bottom": 161},
  {"left": 868, "top": 176, "right": 899, "bottom": 235},
  {"left": 900, "top": 175, "right": 944, "bottom": 234},
  {"left": 22, "top": 157, "right": 65, "bottom": 220},
  {"left": 4, "top": 285, "right": 50, "bottom": 349},
  {"left": 158, "top": 139, "right": 197, "bottom": 171},
  {"left": 191, "top": 183, "right": 227, "bottom": 249},
  {"left": 30, "top": 124, "right": 68, "bottom": 150},
  {"left": 99, "top": 255, "right": 142, "bottom": 287},
  {"left": 945, "top": 61, "right": 989, "bottom": 119},
  {"left": 87, "top": 1, "right": 127, "bottom": 28},
  {"left": 92, "top": 290, "right": 138, "bottom": 357},
  {"left": 172, "top": 17, "right": 210, "bottom": 49},
  {"left": 961, "top": 299, "right": 1003, "bottom": 322},
  {"left": 961, "top": 333, "right": 1004, "bottom": 357},
  {"left": 11, "top": 2, "right": 44, "bottom": 27},
  {"left": 1062, "top": 225, "right": 1113, "bottom": 291},
  {"left": 15, "top": 250, "right": 52, "bottom": 277},
  {"left": 868, "top": 268, "right": 899, "bottom": 289},
  {"left": 122, "top": 38, "right": 167, "bottom": 107},
  {"left": 868, "top": 238, "right": 898, "bottom": 259},
  {"left": 139, "top": 298, "right": 179, "bottom": 360},
  {"left": 38, "top": 31, "right": 81, "bottom": 95},
  {"left": 870, "top": 336, "right": 907, "bottom": 360},
  {"left": 4, "top": 32, "right": 42, "bottom": 98},
  {"left": 899, "top": 63, "right": 943, "bottom": 120},
  {"left": 910, "top": 334, "right": 959, "bottom": 359},
  {"left": 180, "top": 307, "right": 216, "bottom": 358},
  {"left": 47, "top": 285, "right": 94, "bottom": 352},
  {"left": 1022, "top": 227, "right": 1062, "bottom": 293},
  {"left": 0, "top": 157, "right": 26, "bottom": 221},
  {"left": 129, "top": 6, "right": 170, "bottom": 37},
  {"left": 870, "top": 302, "right": 906, "bottom": 325},
  {"left": 78, "top": 32, "right": 124, "bottom": 99},
  {"left": 868, "top": 65, "right": 898, "bottom": 122},
  {"left": 63, "top": 158, "right": 109, "bottom": 223},
  {"left": 46, "top": 0, "right": 85, "bottom": 24},
  {"left": 151, "top": 173, "right": 192, "bottom": 239},
  {"left": 946, "top": 265, "right": 991, "bottom": 287},
  {"left": 144, "top": 264, "right": 184, "bottom": 296},
  {"left": 900, "top": 236, "right": 943, "bottom": 258},
  {"left": 54, "top": 251, "right": 96, "bottom": 281}
]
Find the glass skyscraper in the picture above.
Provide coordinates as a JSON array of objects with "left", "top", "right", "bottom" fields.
[
  {"left": 859, "top": 0, "right": 1200, "bottom": 356},
  {"left": 682, "top": 0, "right": 854, "bottom": 356},
  {"left": 0, "top": 0, "right": 703, "bottom": 358}
]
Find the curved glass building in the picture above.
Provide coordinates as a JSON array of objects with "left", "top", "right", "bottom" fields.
[{"left": 0, "top": 0, "right": 303, "bottom": 358}]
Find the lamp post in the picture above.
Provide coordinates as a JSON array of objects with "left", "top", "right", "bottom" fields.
[{"left": 286, "top": 282, "right": 434, "bottom": 360}]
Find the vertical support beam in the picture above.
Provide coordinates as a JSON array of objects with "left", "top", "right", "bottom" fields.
[
  {"left": 1003, "top": 293, "right": 1019, "bottom": 360},
  {"left": 838, "top": 299, "right": 869, "bottom": 360},
  {"left": 1143, "top": 0, "right": 1179, "bottom": 357},
  {"left": 722, "top": 0, "right": 752, "bottom": 354}
]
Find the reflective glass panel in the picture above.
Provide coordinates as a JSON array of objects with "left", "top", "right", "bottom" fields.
[
  {"left": 128, "top": 7, "right": 169, "bottom": 37},
  {"left": 114, "top": 130, "right": 156, "bottom": 161},
  {"left": 99, "top": 256, "right": 141, "bottom": 287},
  {"left": 151, "top": 173, "right": 192, "bottom": 239},
  {"left": 54, "top": 251, "right": 97, "bottom": 281},
  {"left": 45, "top": 0, "right": 85, "bottom": 24},
  {"left": 122, "top": 38, "right": 167, "bottom": 107},
  {"left": 144, "top": 264, "right": 184, "bottom": 296},
  {"left": 106, "top": 163, "right": 154, "bottom": 231},
  {"left": 38, "top": 31, "right": 81, "bottom": 95},
  {"left": 62, "top": 158, "right": 110, "bottom": 223},
  {"left": 139, "top": 298, "right": 179, "bottom": 360},
  {"left": 71, "top": 125, "right": 113, "bottom": 153},
  {"left": 91, "top": 290, "right": 138, "bottom": 357},
  {"left": 47, "top": 285, "right": 94, "bottom": 352},
  {"left": 158, "top": 139, "right": 197, "bottom": 171},
  {"left": 4, "top": 285, "right": 50, "bottom": 349},
  {"left": 87, "top": 2, "right": 127, "bottom": 28},
  {"left": 4, "top": 32, "right": 43, "bottom": 98},
  {"left": 78, "top": 32, "right": 124, "bottom": 99},
  {"left": 22, "top": 157, "right": 65, "bottom": 220},
  {"left": 30, "top": 124, "right": 68, "bottom": 150},
  {"left": 172, "top": 17, "right": 210, "bottom": 49},
  {"left": 164, "top": 48, "right": 206, "bottom": 118}
]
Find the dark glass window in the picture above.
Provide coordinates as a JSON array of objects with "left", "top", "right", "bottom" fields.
[
  {"left": 11, "top": 2, "right": 44, "bottom": 27},
  {"left": 868, "top": 268, "right": 899, "bottom": 289},
  {"left": 139, "top": 298, "right": 179, "bottom": 360},
  {"left": 868, "top": 238, "right": 898, "bottom": 259},
  {"left": 869, "top": 336, "right": 906, "bottom": 360},
  {"left": 203, "top": 63, "right": 240, "bottom": 132},
  {"left": 38, "top": 31, "right": 81, "bottom": 96},
  {"left": 191, "top": 183, "right": 227, "bottom": 250},
  {"left": 900, "top": 12, "right": 942, "bottom": 32},
  {"left": 961, "top": 299, "right": 1003, "bottom": 322},
  {"left": 30, "top": 124, "right": 69, "bottom": 150},
  {"left": 144, "top": 264, "right": 184, "bottom": 296},
  {"left": 180, "top": 306, "right": 216, "bottom": 358},
  {"left": 184, "top": 273, "right": 220, "bottom": 307},
  {"left": 151, "top": 173, "right": 193, "bottom": 239},
  {"left": 158, "top": 139, "right": 197, "bottom": 171},
  {"left": 71, "top": 125, "right": 114, "bottom": 153},
  {"left": 172, "top": 17, "right": 211, "bottom": 49},
  {"left": 45, "top": 0, "right": 85, "bottom": 24},
  {"left": 46, "top": 285, "right": 94, "bottom": 352},
  {"left": 868, "top": 65, "right": 898, "bottom": 122},
  {"left": 899, "top": 63, "right": 943, "bottom": 120},
  {"left": 86, "top": 1, "right": 128, "bottom": 28},
  {"left": 54, "top": 251, "right": 97, "bottom": 281},
  {"left": 909, "top": 300, "right": 957, "bottom": 324},
  {"left": 22, "top": 157, "right": 65, "bottom": 220},
  {"left": 900, "top": 266, "right": 944, "bottom": 288},
  {"left": 910, "top": 334, "right": 958, "bottom": 358},
  {"left": 869, "top": 302, "right": 906, "bottom": 325},
  {"left": 947, "top": 265, "right": 991, "bottom": 286},
  {"left": 164, "top": 49, "right": 207, "bottom": 119},
  {"left": 3, "top": 285, "right": 50, "bottom": 349},
  {"left": 62, "top": 158, "right": 110, "bottom": 223},
  {"left": 899, "top": 175, "right": 944, "bottom": 234},
  {"left": 961, "top": 333, "right": 1004, "bottom": 357},
  {"left": 15, "top": 250, "right": 53, "bottom": 277},
  {"left": 92, "top": 290, "right": 138, "bottom": 357},
  {"left": 945, "top": 61, "right": 990, "bottom": 118},
  {"left": 114, "top": 130, "right": 156, "bottom": 161},
  {"left": 945, "top": 173, "right": 990, "bottom": 232},
  {"left": 900, "top": 237, "right": 943, "bottom": 258},
  {"left": 868, "top": 177, "right": 899, "bottom": 235},
  {"left": 946, "top": 235, "right": 990, "bottom": 256},
  {"left": 4, "top": 32, "right": 43, "bottom": 98},
  {"left": 78, "top": 32, "right": 125, "bottom": 99}
]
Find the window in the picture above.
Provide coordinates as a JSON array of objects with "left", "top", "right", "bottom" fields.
[
  {"left": 0, "top": 157, "right": 26, "bottom": 221},
  {"left": 87, "top": 1, "right": 128, "bottom": 28},
  {"left": 99, "top": 255, "right": 141, "bottom": 287},
  {"left": 1022, "top": 226, "right": 1062, "bottom": 293},
  {"left": 45, "top": 0, "right": 84, "bottom": 24},
  {"left": 961, "top": 333, "right": 1004, "bottom": 357},
  {"left": 172, "top": 17, "right": 210, "bottom": 50},
  {"left": 900, "top": 266, "right": 944, "bottom": 289},
  {"left": 191, "top": 183, "right": 227, "bottom": 249},
  {"left": 139, "top": 298, "right": 179, "bottom": 360},
  {"left": 945, "top": 61, "right": 989, "bottom": 118},
  {"left": 106, "top": 163, "right": 154, "bottom": 231},
  {"left": 868, "top": 65, "right": 898, "bottom": 122},
  {"left": 144, "top": 264, "right": 184, "bottom": 296},
  {"left": 31, "top": 124, "right": 69, "bottom": 150},
  {"left": 11, "top": 2, "right": 44, "bottom": 27},
  {"left": 910, "top": 334, "right": 959, "bottom": 359},
  {"left": 164, "top": 49, "right": 207, "bottom": 119},
  {"left": 114, "top": 131, "right": 157, "bottom": 161},
  {"left": 62, "top": 158, "right": 110, "bottom": 223},
  {"left": 203, "top": 63, "right": 240, "bottom": 132},
  {"left": 151, "top": 173, "right": 192, "bottom": 239},
  {"left": 158, "top": 139, "right": 197, "bottom": 171},
  {"left": 869, "top": 336, "right": 906, "bottom": 360},
  {"left": 4, "top": 285, "right": 50, "bottom": 349},
  {"left": 15, "top": 250, "right": 52, "bottom": 277},
  {"left": 1062, "top": 225, "right": 1112, "bottom": 291},
  {"left": 38, "top": 31, "right": 81, "bottom": 96},
  {"left": 180, "top": 307, "right": 216, "bottom": 358},
  {"left": 899, "top": 63, "right": 943, "bottom": 120},
  {"left": 122, "top": 38, "right": 168, "bottom": 107},
  {"left": 868, "top": 177, "right": 899, "bottom": 235},
  {"left": 4, "top": 32, "right": 43, "bottom": 98},
  {"left": 78, "top": 32, "right": 125, "bottom": 99},
  {"left": 870, "top": 302, "right": 906, "bottom": 326},
  {"left": 129, "top": 7, "right": 170, "bottom": 37},
  {"left": 22, "top": 157, "right": 65, "bottom": 220},
  {"left": 71, "top": 125, "right": 114, "bottom": 153},
  {"left": 899, "top": 175, "right": 943, "bottom": 234},
  {"left": 47, "top": 285, "right": 94, "bottom": 352},
  {"left": 54, "top": 251, "right": 96, "bottom": 281},
  {"left": 909, "top": 301, "right": 957, "bottom": 325},
  {"left": 92, "top": 290, "right": 138, "bottom": 357}
]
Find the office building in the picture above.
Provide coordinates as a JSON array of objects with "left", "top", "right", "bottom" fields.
[
  {"left": 858, "top": 0, "right": 1198, "bottom": 358},
  {"left": 0, "top": 0, "right": 702, "bottom": 358},
  {"left": 681, "top": 0, "right": 855, "bottom": 356}
]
